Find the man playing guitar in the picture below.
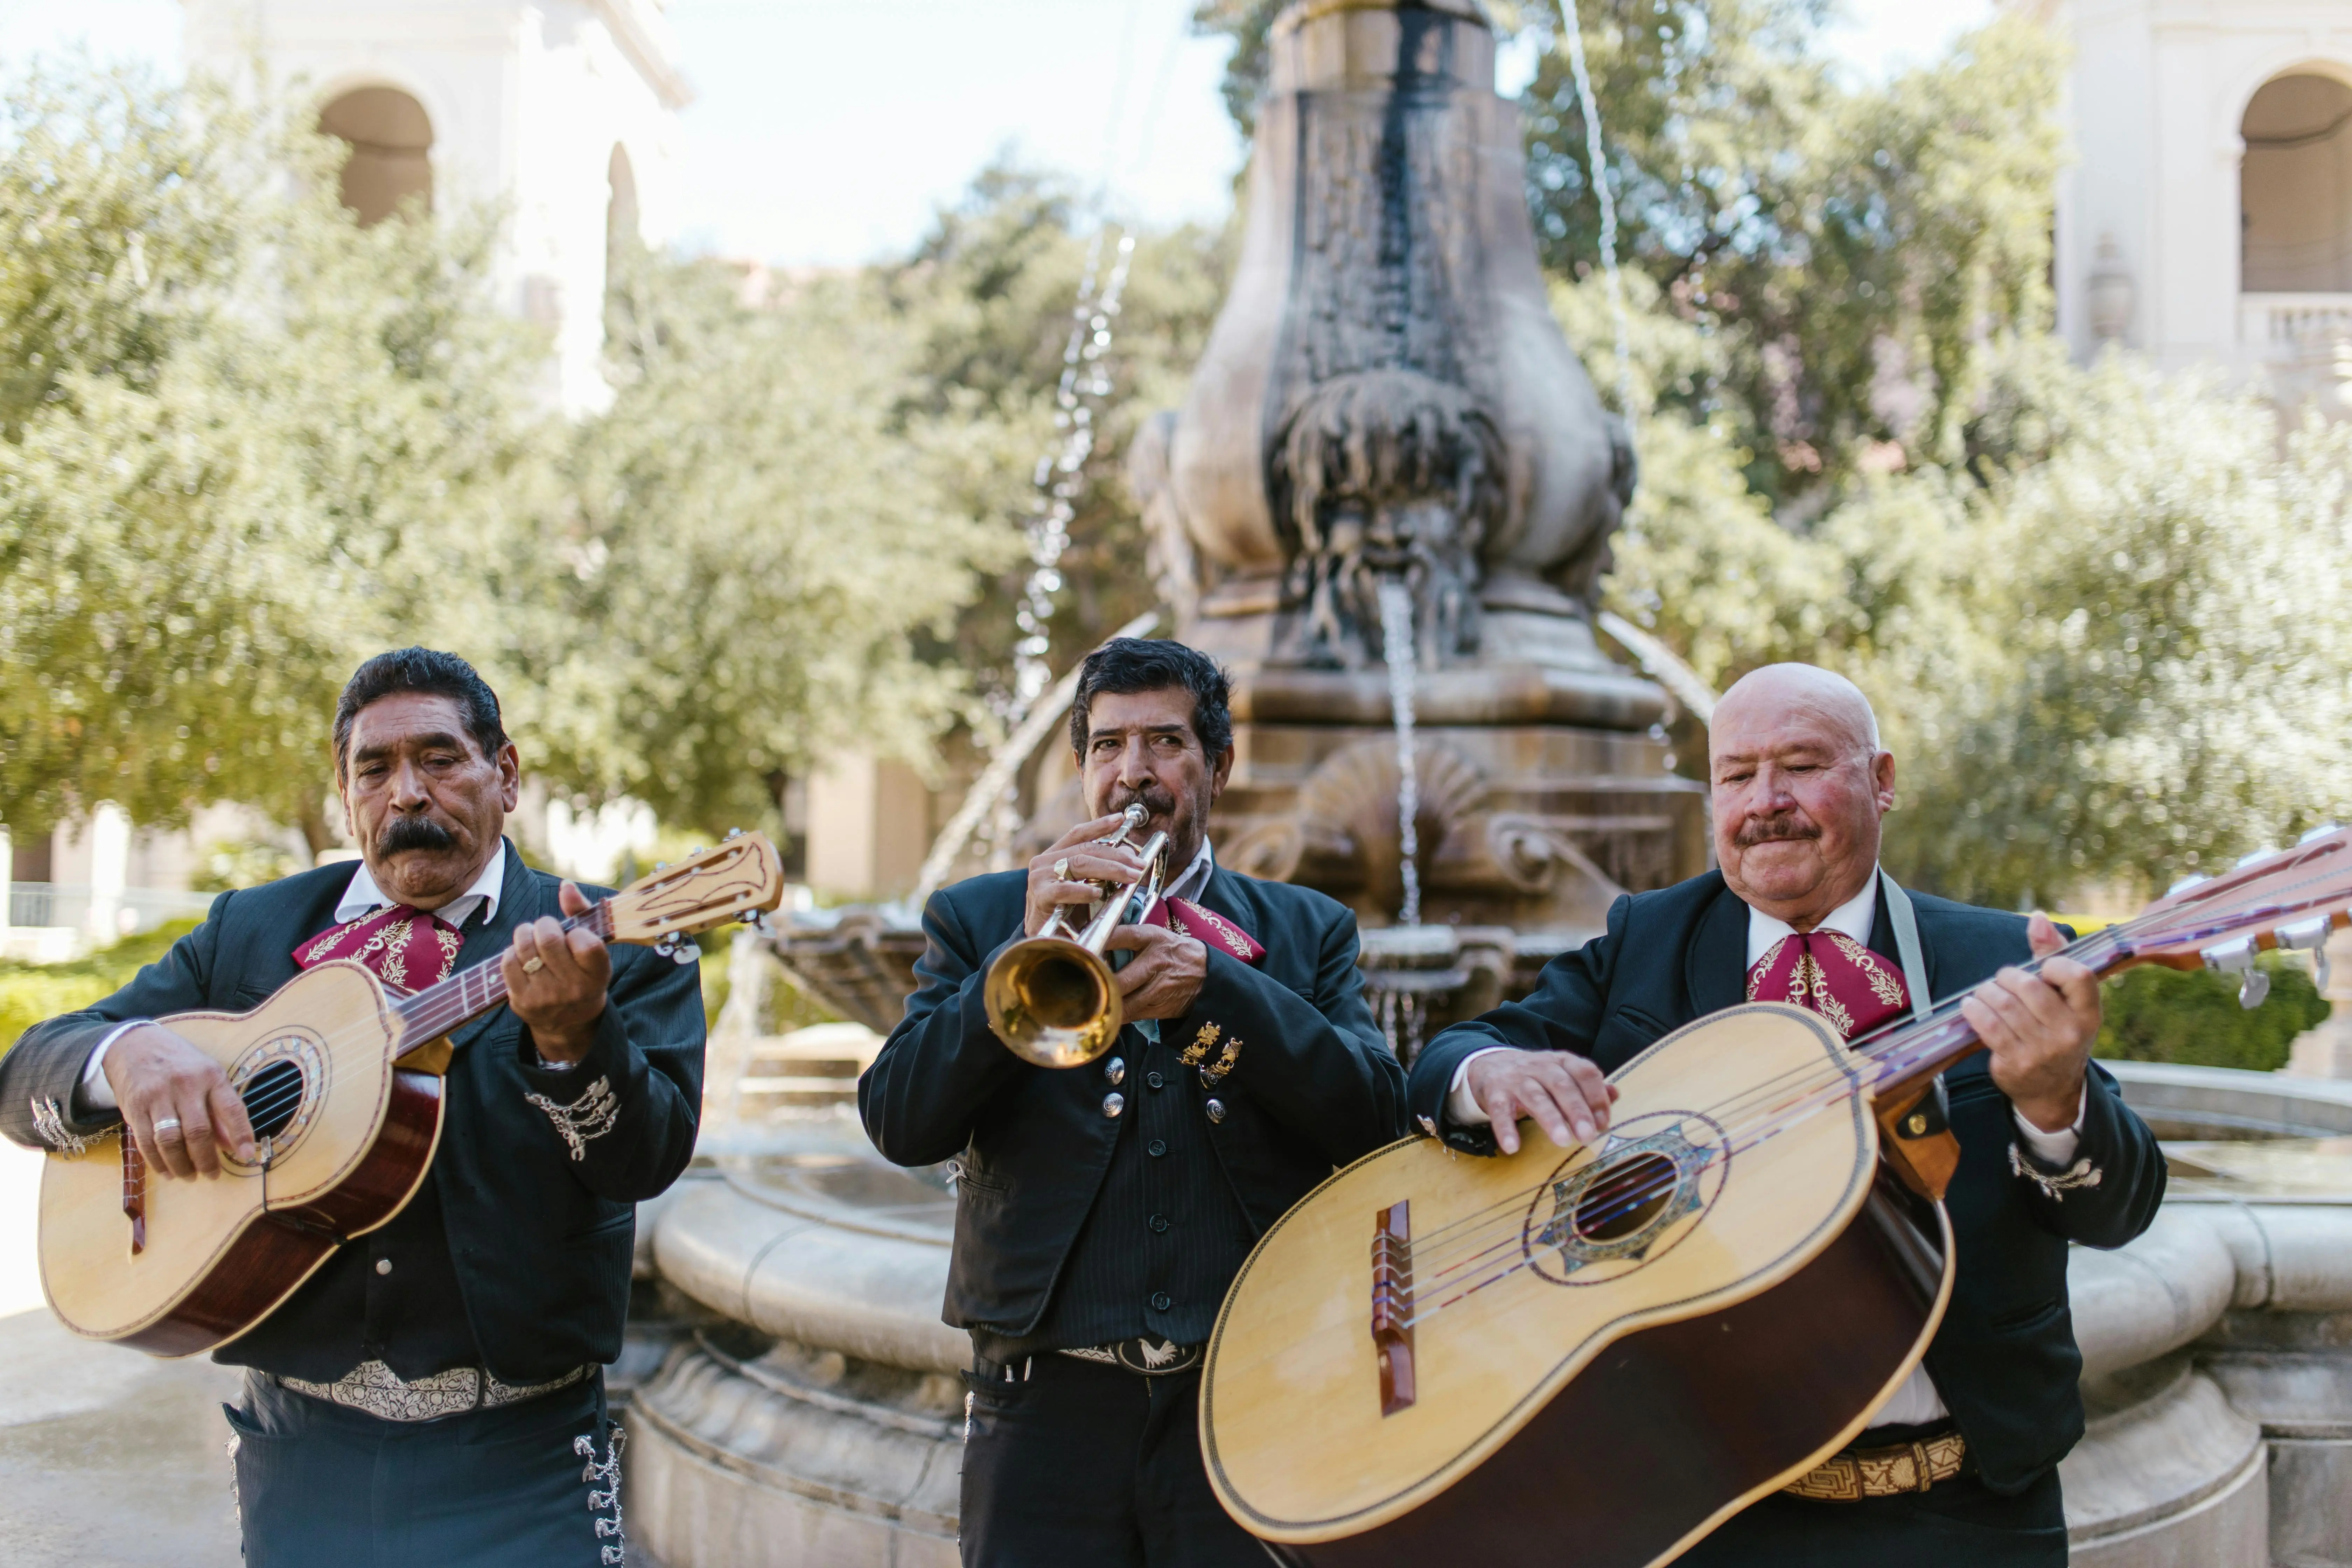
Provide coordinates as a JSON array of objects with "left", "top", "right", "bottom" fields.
[{"left": 1, "top": 647, "right": 706, "bottom": 1565}]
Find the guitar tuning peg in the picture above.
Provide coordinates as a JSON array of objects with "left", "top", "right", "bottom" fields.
[
  {"left": 2202, "top": 936, "right": 2269, "bottom": 1009},
  {"left": 2234, "top": 845, "right": 2280, "bottom": 870},
  {"left": 725, "top": 827, "right": 744, "bottom": 839},
  {"left": 2278, "top": 917, "right": 2334, "bottom": 994},
  {"left": 2166, "top": 874, "right": 2212, "bottom": 897},
  {"left": 2302, "top": 822, "right": 2345, "bottom": 845},
  {"left": 690, "top": 846, "right": 705, "bottom": 857}
]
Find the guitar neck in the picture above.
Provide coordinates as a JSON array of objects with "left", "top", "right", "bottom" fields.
[
  {"left": 1859, "top": 921, "right": 2147, "bottom": 1100},
  {"left": 390, "top": 901, "right": 617, "bottom": 1043}
]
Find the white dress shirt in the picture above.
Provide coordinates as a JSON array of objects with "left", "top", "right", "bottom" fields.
[
  {"left": 1443, "top": 869, "right": 2088, "bottom": 1428},
  {"left": 80, "top": 846, "right": 508, "bottom": 1112},
  {"left": 1124, "top": 837, "right": 1213, "bottom": 1050}
]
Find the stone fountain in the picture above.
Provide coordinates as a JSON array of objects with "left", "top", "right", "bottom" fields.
[
  {"left": 624, "top": 5, "right": 2352, "bottom": 1565},
  {"left": 1128, "top": 0, "right": 1705, "bottom": 959}
]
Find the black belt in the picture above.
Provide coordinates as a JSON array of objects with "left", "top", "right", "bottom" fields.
[{"left": 976, "top": 1337, "right": 1205, "bottom": 1381}]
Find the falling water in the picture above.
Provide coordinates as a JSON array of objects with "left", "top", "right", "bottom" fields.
[
  {"left": 1559, "top": 0, "right": 1635, "bottom": 415},
  {"left": 1377, "top": 580, "right": 1422, "bottom": 928}
]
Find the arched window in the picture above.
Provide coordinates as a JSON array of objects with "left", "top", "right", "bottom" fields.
[
  {"left": 2242, "top": 72, "right": 2352, "bottom": 292},
  {"left": 318, "top": 87, "right": 433, "bottom": 227}
]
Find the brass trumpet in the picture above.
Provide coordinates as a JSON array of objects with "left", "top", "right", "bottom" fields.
[{"left": 986, "top": 803, "right": 1170, "bottom": 1068}]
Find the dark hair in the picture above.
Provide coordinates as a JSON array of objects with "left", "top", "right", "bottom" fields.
[
  {"left": 333, "top": 647, "right": 509, "bottom": 775},
  {"left": 1068, "top": 638, "right": 1233, "bottom": 758}
]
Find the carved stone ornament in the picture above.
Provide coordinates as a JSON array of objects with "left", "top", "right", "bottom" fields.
[{"left": 1130, "top": 0, "right": 1657, "bottom": 729}]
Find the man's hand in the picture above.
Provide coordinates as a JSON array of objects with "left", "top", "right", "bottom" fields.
[
  {"left": 1463, "top": 1049, "right": 1619, "bottom": 1156},
  {"left": 103, "top": 1024, "right": 257, "bottom": 1180},
  {"left": 506, "top": 882, "right": 612, "bottom": 1066},
  {"left": 1102, "top": 923, "right": 1208, "bottom": 1021},
  {"left": 1962, "top": 912, "right": 2099, "bottom": 1133},
  {"left": 1024, "top": 814, "right": 1147, "bottom": 937}
]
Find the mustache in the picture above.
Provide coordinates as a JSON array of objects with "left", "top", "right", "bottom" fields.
[
  {"left": 1108, "top": 784, "right": 1181, "bottom": 822},
  {"left": 1732, "top": 815, "right": 1821, "bottom": 848},
  {"left": 379, "top": 815, "right": 458, "bottom": 854}
]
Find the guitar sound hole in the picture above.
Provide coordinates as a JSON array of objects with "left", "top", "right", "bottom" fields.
[
  {"left": 239, "top": 1060, "right": 307, "bottom": 1141},
  {"left": 1573, "top": 1152, "right": 1678, "bottom": 1241}
]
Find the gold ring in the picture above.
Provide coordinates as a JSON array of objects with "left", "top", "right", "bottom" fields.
[
  {"left": 522, "top": 956, "right": 545, "bottom": 975},
  {"left": 1053, "top": 859, "right": 1071, "bottom": 881}
]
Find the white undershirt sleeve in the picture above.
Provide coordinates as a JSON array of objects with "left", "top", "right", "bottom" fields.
[
  {"left": 76, "top": 1021, "right": 146, "bottom": 1113},
  {"left": 1443, "top": 1047, "right": 1512, "bottom": 1126},
  {"left": 2010, "top": 1082, "right": 2088, "bottom": 1167}
]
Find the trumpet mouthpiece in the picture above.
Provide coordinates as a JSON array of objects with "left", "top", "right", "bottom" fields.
[{"left": 1120, "top": 803, "right": 1148, "bottom": 829}]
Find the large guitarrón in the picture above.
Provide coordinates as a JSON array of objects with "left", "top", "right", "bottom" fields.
[
  {"left": 37, "top": 834, "right": 783, "bottom": 1356},
  {"left": 1201, "top": 827, "right": 2352, "bottom": 1566}
]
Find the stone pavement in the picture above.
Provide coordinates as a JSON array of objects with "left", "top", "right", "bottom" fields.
[{"left": 0, "top": 1142, "right": 242, "bottom": 1567}]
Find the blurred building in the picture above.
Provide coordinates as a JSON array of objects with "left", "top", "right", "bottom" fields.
[
  {"left": 181, "top": 0, "right": 691, "bottom": 413},
  {"left": 2039, "top": 0, "right": 2352, "bottom": 415}
]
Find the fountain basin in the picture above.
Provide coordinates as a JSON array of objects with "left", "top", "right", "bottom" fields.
[{"left": 628, "top": 1066, "right": 2352, "bottom": 1567}]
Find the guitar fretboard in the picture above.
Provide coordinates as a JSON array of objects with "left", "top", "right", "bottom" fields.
[{"left": 390, "top": 901, "right": 617, "bottom": 1043}]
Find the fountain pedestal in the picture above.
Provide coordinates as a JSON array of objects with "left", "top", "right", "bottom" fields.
[{"left": 1129, "top": 0, "right": 1706, "bottom": 963}]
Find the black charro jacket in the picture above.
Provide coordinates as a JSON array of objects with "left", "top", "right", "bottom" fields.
[
  {"left": 860, "top": 863, "right": 1409, "bottom": 1338},
  {"left": 1406, "top": 870, "right": 2166, "bottom": 1496},
  {"left": 0, "top": 841, "right": 705, "bottom": 1382}
]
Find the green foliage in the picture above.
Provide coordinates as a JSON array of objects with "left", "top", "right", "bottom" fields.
[
  {"left": 0, "top": 65, "right": 552, "bottom": 848},
  {"left": 2097, "top": 958, "right": 2333, "bottom": 1073},
  {"left": 1196, "top": 3, "right": 2063, "bottom": 501},
  {"left": 879, "top": 166, "right": 1235, "bottom": 720},
  {"left": 0, "top": 917, "right": 199, "bottom": 1054},
  {"left": 510, "top": 243, "right": 1017, "bottom": 832}
]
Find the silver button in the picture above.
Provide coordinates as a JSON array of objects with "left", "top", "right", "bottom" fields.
[
  {"left": 1103, "top": 1057, "right": 1126, "bottom": 1086},
  {"left": 1205, "top": 1098, "right": 1226, "bottom": 1124},
  {"left": 1103, "top": 1093, "right": 1126, "bottom": 1118},
  {"left": 375, "top": 1258, "right": 392, "bottom": 1276}
]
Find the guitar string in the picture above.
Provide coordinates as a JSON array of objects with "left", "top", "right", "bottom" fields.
[
  {"left": 1391, "top": 869, "right": 2340, "bottom": 1285},
  {"left": 1386, "top": 867, "right": 2352, "bottom": 1310},
  {"left": 1399, "top": 864, "right": 2331, "bottom": 1271},
  {"left": 187, "top": 895, "right": 671, "bottom": 1152}
]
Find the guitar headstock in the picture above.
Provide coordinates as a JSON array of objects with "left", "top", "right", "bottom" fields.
[
  {"left": 606, "top": 832, "right": 785, "bottom": 945},
  {"left": 2114, "top": 825, "right": 2352, "bottom": 996}
]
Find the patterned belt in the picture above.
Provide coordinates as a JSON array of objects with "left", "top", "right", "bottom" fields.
[
  {"left": 275, "top": 1359, "right": 593, "bottom": 1423},
  {"left": 1057, "top": 1337, "right": 1204, "bottom": 1377},
  {"left": 1783, "top": 1429, "right": 1969, "bottom": 1500}
]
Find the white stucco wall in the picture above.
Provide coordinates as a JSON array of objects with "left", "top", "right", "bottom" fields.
[{"left": 2047, "top": 0, "right": 2352, "bottom": 396}]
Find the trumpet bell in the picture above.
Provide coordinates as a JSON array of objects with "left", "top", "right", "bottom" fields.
[{"left": 985, "top": 933, "right": 1126, "bottom": 1068}]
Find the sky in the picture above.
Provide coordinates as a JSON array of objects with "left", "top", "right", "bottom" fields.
[{"left": 0, "top": 0, "right": 1996, "bottom": 269}]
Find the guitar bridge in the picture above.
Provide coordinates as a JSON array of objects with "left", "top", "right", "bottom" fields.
[
  {"left": 121, "top": 1135, "right": 145, "bottom": 1256},
  {"left": 1371, "top": 1200, "right": 1415, "bottom": 1415}
]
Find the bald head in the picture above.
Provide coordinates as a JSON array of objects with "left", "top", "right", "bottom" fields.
[
  {"left": 1715, "top": 664, "right": 1880, "bottom": 756},
  {"left": 1709, "top": 663, "right": 1896, "bottom": 929}
]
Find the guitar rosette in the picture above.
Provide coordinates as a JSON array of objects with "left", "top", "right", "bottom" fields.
[{"left": 1521, "top": 1111, "right": 1729, "bottom": 1287}]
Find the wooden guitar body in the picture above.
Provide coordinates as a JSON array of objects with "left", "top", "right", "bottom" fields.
[
  {"left": 37, "top": 960, "right": 445, "bottom": 1356},
  {"left": 1201, "top": 1002, "right": 1955, "bottom": 1568}
]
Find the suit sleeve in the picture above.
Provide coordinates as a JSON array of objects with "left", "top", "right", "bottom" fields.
[
  {"left": 1404, "top": 894, "right": 1629, "bottom": 1156},
  {"left": 1179, "top": 901, "right": 1405, "bottom": 1167},
  {"left": 513, "top": 940, "right": 706, "bottom": 1201},
  {"left": 0, "top": 891, "right": 237, "bottom": 1150},
  {"left": 858, "top": 890, "right": 1027, "bottom": 1168},
  {"left": 2008, "top": 1060, "right": 2166, "bottom": 1248}
]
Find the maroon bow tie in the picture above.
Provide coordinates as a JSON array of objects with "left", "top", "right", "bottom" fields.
[
  {"left": 1746, "top": 930, "right": 1910, "bottom": 1042},
  {"left": 1143, "top": 897, "right": 1265, "bottom": 964},
  {"left": 295, "top": 904, "right": 462, "bottom": 994}
]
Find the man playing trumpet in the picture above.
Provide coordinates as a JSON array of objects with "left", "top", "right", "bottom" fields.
[{"left": 861, "top": 637, "right": 1407, "bottom": 1566}]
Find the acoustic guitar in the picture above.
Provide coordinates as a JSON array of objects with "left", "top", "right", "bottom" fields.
[
  {"left": 1201, "top": 828, "right": 2352, "bottom": 1567},
  {"left": 36, "top": 833, "right": 783, "bottom": 1357}
]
